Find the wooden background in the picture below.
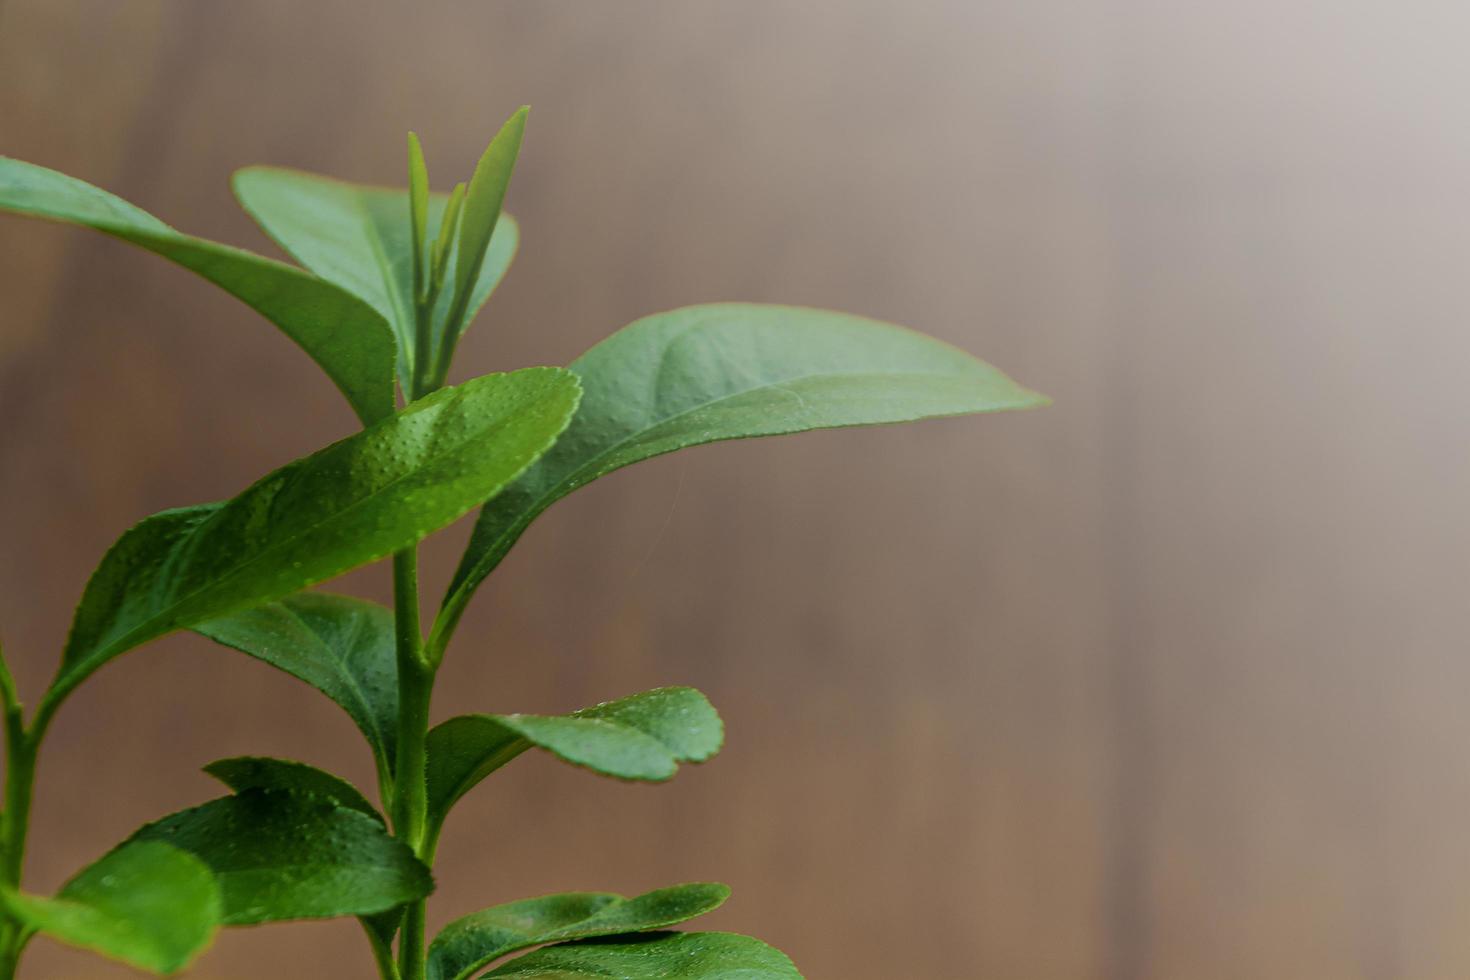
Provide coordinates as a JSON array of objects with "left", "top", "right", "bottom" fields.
[{"left": 3, "top": 2, "right": 1469, "bottom": 977}]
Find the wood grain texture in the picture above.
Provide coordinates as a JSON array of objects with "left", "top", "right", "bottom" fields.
[{"left": 1, "top": 2, "right": 1467, "bottom": 977}]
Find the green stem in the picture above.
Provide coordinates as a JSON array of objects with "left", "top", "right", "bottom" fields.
[
  {"left": 363, "top": 919, "right": 403, "bottom": 980},
  {"left": 390, "top": 549, "right": 434, "bottom": 980},
  {"left": 0, "top": 647, "right": 36, "bottom": 980}
]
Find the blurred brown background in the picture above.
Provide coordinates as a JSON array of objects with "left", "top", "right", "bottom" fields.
[{"left": 2, "top": 2, "right": 1468, "bottom": 977}]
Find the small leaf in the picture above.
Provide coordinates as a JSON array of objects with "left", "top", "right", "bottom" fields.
[
  {"left": 408, "top": 132, "right": 430, "bottom": 300},
  {"left": 53, "top": 367, "right": 581, "bottom": 705},
  {"left": 483, "top": 932, "right": 803, "bottom": 979},
  {"left": 196, "top": 593, "right": 398, "bottom": 779},
  {"left": 441, "top": 303, "right": 1048, "bottom": 634},
  {"left": 444, "top": 108, "right": 528, "bottom": 346},
  {"left": 0, "top": 841, "right": 219, "bottom": 975},
  {"left": 429, "top": 884, "right": 730, "bottom": 980},
  {"left": 0, "top": 156, "right": 395, "bottom": 424},
  {"left": 130, "top": 789, "right": 432, "bottom": 925},
  {"left": 425, "top": 687, "right": 721, "bottom": 831},
  {"left": 233, "top": 166, "right": 519, "bottom": 390},
  {"left": 204, "top": 756, "right": 381, "bottom": 824}
]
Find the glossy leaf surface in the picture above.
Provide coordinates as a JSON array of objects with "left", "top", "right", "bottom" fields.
[
  {"left": 0, "top": 156, "right": 395, "bottom": 424},
  {"left": 425, "top": 688, "right": 721, "bottom": 829},
  {"left": 131, "top": 790, "right": 431, "bottom": 925},
  {"left": 55, "top": 367, "right": 580, "bottom": 704},
  {"left": 232, "top": 165, "right": 519, "bottom": 388},
  {"left": 204, "top": 756, "right": 381, "bottom": 823},
  {"left": 483, "top": 932, "right": 802, "bottom": 979},
  {"left": 443, "top": 302, "right": 1048, "bottom": 628},
  {"left": 428, "top": 884, "right": 729, "bottom": 980},
  {"left": 0, "top": 841, "right": 219, "bottom": 975},
  {"left": 196, "top": 593, "right": 398, "bottom": 776}
]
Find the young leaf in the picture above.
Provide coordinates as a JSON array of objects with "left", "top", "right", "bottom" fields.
[
  {"left": 0, "top": 841, "right": 219, "bottom": 975},
  {"left": 129, "top": 789, "right": 432, "bottom": 925},
  {"left": 195, "top": 593, "right": 399, "bottom": 779},
  {"left": 52, "top": 367, "right": 581, "bottom": 707},
  {"left": 441, "top": 108, "right": 528, "bottom": 352},
  {"left": 204, "top": 756, "right": 382, "bottom": 824},
  {"left": 408, "top": 132, "right": 431, "bottom": 300},
  {"left": 232, "top": 166, "right": 519, "bottom": 390},
  {"left": 439, "top": 303, "right": 1049, "bottom": 636},
  {"left": 0, "top": 156, "right": 395, "bottom": 425},
  {"left": 425, "top": 687, "right": 722, "bottom": 831},
  {"left": 482, "top": 932, "right": 802, "bottom": 979},
  {"left": 428, "top": 884, "right": 730, "bottom": 980}
]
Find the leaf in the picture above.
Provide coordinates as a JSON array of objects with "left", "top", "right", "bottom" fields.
[
  {"left": 408, "top": 132, "right": 430, "bottom": 296},
  {"left": 196, "top": 593, "right": 398, "bottom": 778},
  {"left": 483, "top": 932, "right": 803, "bottom": 979},
  {"left": 440, "top": 303, "right": 1048, "bottom": 633},
  {"left": 0, "top": 156, "right": 395, "bottom": 424},
  {"left": 0, "top": 841, "right": 219, "bottom": 975},
  {"left": 443, "top": 108, "right": 528, "bottom": 348},
  {"left": 53, "top": 367, "right": 581, "bottom": 706},
  {"left": 204, "top": 756, "right": 382, "bottom": 824},
  {"left": 428, "top": 884, "right": 730, "bottom": 980},
  {"left": 425, "top": 688, "right": 721, "bottom": 831},
  {"left": 130, "top": 789, "right": 432, "bottom": 925},
  {"left": 232, "top": 166, "right": 519, "bottom": 390}
]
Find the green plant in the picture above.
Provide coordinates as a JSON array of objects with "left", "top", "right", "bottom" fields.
[{"left": 0, "top": 107, "right": 1046, "bottom": 979}]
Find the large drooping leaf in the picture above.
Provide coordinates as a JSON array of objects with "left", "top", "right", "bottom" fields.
[
  {"left": 196, "top": 593, "right": 398, "bottom": 778},
  {"left": 204, "top": 756, "right": 382, "bottom": 824},
  {"left": 483, "top": 932, "right": 802, "bottom": 979},
  {"left": 439, "top": 303, "right": 1049, "bottom": 634},
  {"left": 0, "top": 156, "right": 395, "bottom": 424},
  {"left": 130, "top": 789, "right": 431, "bottom": 925},
  {"left": 232, "top": 164, "right": 519, "bottom": 389},
  {"left": 51, "top": 367, "right": 580, "bottom": 706},
  {"left": 428, "top": 884, "right": 729, "bottom": 980},
  {"left": 0, "top": 841, "right": 219, "bottom": 975},
  {"left": 425, "top": 687, "right": 722, "bottom": 831}
]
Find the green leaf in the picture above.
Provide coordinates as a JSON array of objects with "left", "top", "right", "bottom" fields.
[
  {"left": 130, "top": 789, "right": 432, "bottom": 925},
  {"left": 483, "top": 932, "right": 803, "bottom": 979},
  {"left": 408, "top": 132, "right": 430, "bottom": 298},
  {"left": 53, "top": 367, "right": 581, "bottom": 706},
  {"left": 204, "top": 756, "right": 381, "bottom": 824},
  {"left": 0, "top": 156, "right": 395, "bottom": 425},
  {"left": 196, "top": 593, "right": 398, "bottom": 779},
  {"left": 426, "top": 687, "right": 721, "bottom": 832},
  {"left": 440, "top": 303, "right": 1048, "bottom": 634},
  {"left": 232, "top": 165, "right": 519, "bottom": 390},
  {"left": 0, "top": 841, "right": 219, "bottom": 975},
  {"left": 428, "top": 884, "right": 730, "bottom": 980},
  {"left": 442, "top": 108, "right": 528, "bottom": 351}
]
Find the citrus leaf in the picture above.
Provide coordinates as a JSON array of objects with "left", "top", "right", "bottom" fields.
[
  {"left": 0, "top": 841, "right": 219, "bottom": 975},
  {"left": 130, "top": 789, "right": 432, "bottom": 925},
  {"left": 443, "top": 108, "right": 527, "bottom": 349},
  {"left": 195, "top": 593, "right": 398, "bottom": 778},
  {"left": 441, "top": 303, "right": 1048, "bottom": 633},
  {"left": 428, "top": 884, "right": 729, "bottom": 980},
  {"left": 0, "top": 156, "right": 395, "bottom": 424},
  {"left": 204, "top": 756, "right": 381, "bottom": 824},
  {"left": 483, "top": 932, "right": 802, "bottom": 979},
  {"left": 425, "top": 687, "right": 721, "bottom": 832},
  {"left": 232, "top": 166, "right": 519, "bottom": 389},
  {"left": 53, "top": 367, "right": 580, "bottom": 706}
]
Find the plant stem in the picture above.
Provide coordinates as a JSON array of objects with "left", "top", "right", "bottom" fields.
[
  {"left": 0, "top": 646, "right": 36, "bottom": 980},
  {"left": 390, "top": 548, "right": 434, "bottom": 980},
  {"left": 363, "top": 920, "right": 403, "bottom": 980}
]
